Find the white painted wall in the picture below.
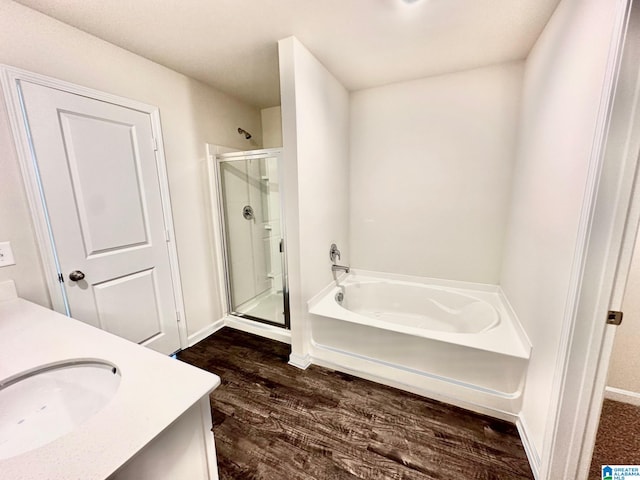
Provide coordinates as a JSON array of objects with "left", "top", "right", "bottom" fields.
[
  {"left": 0, "top": 2, "right": 262, "bottom": 338},
  {"left": 499, "top": 0, "right": 622, "bottom": 458},
  {"left": 278, "top": 37, "right": 350, "bottom": 362},
  {"left": 261, "top": 106, "right": 283, "bottom": 148},
  {"left": 349, "top": 63, "right": 523, "bottom": 284},
  {"left": 608, "top": 228, "right": 640, "bottom": 394}
]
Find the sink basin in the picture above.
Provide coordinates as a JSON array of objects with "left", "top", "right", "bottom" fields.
[{"left": 0, "top": 360, "right": 121, "bottom": 460}]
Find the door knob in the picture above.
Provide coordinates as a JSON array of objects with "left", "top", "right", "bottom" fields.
[
  {"left": 242, "top": 205, "right": 254, "bottom": 220},
  {"left": 69, "top": 270, "right": 85, "bottom": 282}
]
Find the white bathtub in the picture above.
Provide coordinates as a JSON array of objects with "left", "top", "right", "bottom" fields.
[{"left": 308, "top": 270, "right": 531, "bottom": 417}]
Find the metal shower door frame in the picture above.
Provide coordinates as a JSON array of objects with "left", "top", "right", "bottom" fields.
[{"left": 213, "top": 148, "right": 290, "bottom": 330}]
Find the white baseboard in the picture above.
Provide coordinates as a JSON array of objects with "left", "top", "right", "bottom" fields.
[
  {"left": 288, "top": 353, "right": 311, "bottom": 369},
  {"left": 224, "top": 315, "right": 291, "bottom": 344},
  {"left": 187, "top": 319, "right": 225, "bottom": 347},
  {"left": 604, "top": 386, "right": 640, "bottom": 406},
  {"left": 516, "top": 415, "right": 541, "bottom": 480}
]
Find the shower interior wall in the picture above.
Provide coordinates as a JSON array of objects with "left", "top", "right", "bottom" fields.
[
  {"left": 220, "top": 158, "right": 273, "bottom": 308},
  {"left": 280, "top": 0, "right": 625, "bottom": 472},
  {"left": 215, "top": 108, "right": 283, "bottom": 319},
  {"left": 261, "top": 106, "right": 283, "bottom": 148}
]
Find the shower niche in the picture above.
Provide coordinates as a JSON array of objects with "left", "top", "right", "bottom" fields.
[{"left": 213, "top": 148, "right": 289, "bottom": 328}]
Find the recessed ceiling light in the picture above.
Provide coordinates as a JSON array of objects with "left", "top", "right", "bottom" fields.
[{"left": 401, "top": 0, "right": 423, "bottom": 3}]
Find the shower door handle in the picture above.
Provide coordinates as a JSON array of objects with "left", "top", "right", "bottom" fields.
[{"left": 242, "top": 205, "right": 254, "bottom": 220}]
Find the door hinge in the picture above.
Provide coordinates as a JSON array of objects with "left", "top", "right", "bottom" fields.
[
  {"left": 57, "top": 272, "right": 64, "bottom": 283},
  {"left": 176, "top": 310, "right": 181, "bottom": 322},
  {"left": 152, "top": 137, "right": 158, "bottom": 151},
  {"left": 165, "top": 229, "right": 171, "bottom": 242},
  {"left": 607, "top": 310, "right": 623, "bottom": 326},
  {"left": 279, "top": 238, "right": 284, "bottom": 253}
]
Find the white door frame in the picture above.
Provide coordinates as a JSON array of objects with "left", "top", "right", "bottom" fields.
[
  {"left": 542, "top": 1, "right": 640, "bottom": 478},
  {"left": 0, "top": 65, "right": 188, "bottom": 349}
]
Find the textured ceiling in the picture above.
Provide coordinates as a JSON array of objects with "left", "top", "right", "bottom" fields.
[{"left": 16, "top": 0, "right": 561, "bottom": 109}]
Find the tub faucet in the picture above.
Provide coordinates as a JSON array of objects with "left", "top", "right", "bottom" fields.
[
  {"left": 330, "top": 243, "right": 349, "bottom": 274},
  {"left": 329, "top": 243, "right": 341, "bottom": 263},
  {"left": 332, "top": 264, "right": 350, "bottom": 274}
]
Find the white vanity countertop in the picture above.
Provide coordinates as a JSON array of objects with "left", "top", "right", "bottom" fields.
[{"left": 0, "top": 292, "right": 220, "bottom": 480}]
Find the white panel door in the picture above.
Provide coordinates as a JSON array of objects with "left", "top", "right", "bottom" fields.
[{"left": 19, "top": 81, "right": 180, "bottom": 354}]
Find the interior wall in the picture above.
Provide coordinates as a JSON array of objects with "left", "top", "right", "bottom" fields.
[
  {"left": 0, "top": 1, "right": 263, "bottom": 338},
  {"left": 349, "top": 62, "right": 523, "bottom": 283},
  {"left": 261, "top": 106, "right": 283, "bottom": 148},
  {"left": 278, "top": 37, "right": 350, "bottom": 360},
  {"left": 499, "top": 0, "right": 623, "bottom": 457},
  {"left": 608, "top": 227, "right": 640, "bottom": 394}
]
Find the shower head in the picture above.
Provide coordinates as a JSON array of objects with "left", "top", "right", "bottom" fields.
[{"left": 237, "top": 127, "right": 252, "bottom": 140}]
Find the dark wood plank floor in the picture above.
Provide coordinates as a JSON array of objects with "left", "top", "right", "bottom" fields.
[{"left": 177, "top": 327, "right": 533, "bottom": 480}]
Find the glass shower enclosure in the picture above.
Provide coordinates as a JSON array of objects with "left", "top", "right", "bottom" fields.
[{"left": 214, "top": 149, "right": 289, "bottom": 328}]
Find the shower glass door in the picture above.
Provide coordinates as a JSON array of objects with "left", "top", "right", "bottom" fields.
[{"left": 216, "top": 149, "right": 288, "bottom": 327}]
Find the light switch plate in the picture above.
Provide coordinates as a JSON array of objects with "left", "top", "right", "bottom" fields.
[{"left": 0, "top": 241, "right": 16, "bottom": 267}]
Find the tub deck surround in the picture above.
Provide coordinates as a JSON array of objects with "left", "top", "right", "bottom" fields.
[
  {"left": 307, "top": 270, "right": 531, "bottom": 416},
  {"left": 0, "top": 283, "right": 220, "bottom": 480},
  {"left": 309, "top": 270, "right": 531, "bottom": 359}
]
